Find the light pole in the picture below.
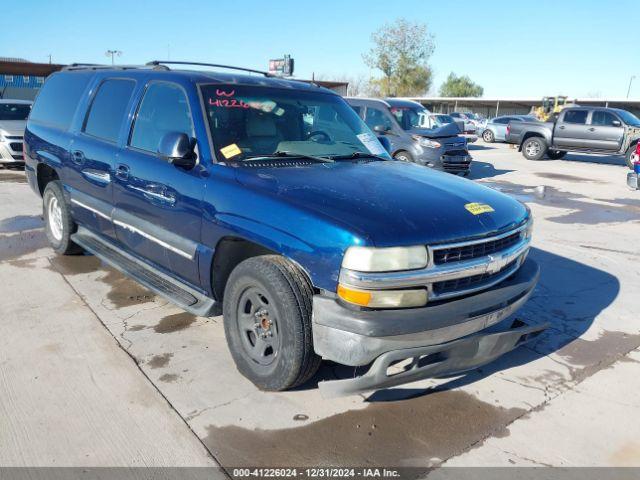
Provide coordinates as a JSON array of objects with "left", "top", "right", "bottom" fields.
[
  {"left": 627, "top": 75, "right": 636, "bottom": 99},
  {"left": 105, "top": 50, "right": 122, "bottom": 65}
]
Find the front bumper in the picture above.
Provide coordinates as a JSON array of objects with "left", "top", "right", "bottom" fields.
[
  {"left": 313, "top": 258, "right": 543, "bottom": 396},
  {"left": 0, "top": 141, "right": 24, "bottom": 164}
]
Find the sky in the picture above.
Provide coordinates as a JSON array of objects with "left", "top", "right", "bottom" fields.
[{"left": 3, "top": 0, "right": 639, "bottom": 99}]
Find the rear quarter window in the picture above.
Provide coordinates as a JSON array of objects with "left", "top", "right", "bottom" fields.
[
  {"left": 29, "top": 72, "right": 93, "bottom": 130},
  {"left": 83, "top": 79, "right": 136, "bottom": 143}
]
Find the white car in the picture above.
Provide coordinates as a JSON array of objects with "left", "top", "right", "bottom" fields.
[{"left": 0, "top": 99, "right": 32, "bottom": 165}]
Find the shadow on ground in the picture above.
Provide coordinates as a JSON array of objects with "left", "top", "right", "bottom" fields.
[
  {"left": 468, "top": 160, "right": 514, "bottom": 180},
  {"left": 562, "top": 153, "right": 627, "bottom": 167}
]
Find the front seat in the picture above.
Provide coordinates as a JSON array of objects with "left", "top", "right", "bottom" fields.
[{"left": 243, "top": 110, "right": 281, "bottom": 154}]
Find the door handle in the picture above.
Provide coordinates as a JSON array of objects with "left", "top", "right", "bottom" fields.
[
  {"left": 588, "top": 127, "right": 596, "bottom": 132},
  {"left": 71, "top": 150, "right": 85, "bottom": 165},
  {"left": 115, "top": 164, "right": 130, "bottom": 181},
  {"left": 558, "top": 126, "right": 566, "bottom": 130}
]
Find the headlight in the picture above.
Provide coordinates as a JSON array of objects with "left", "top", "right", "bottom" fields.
[
  {"left": 337, "top": 284, "right": 428, "bottom": 308},
  {"left": 412, "top": 135, "right": 441, "bottom": 149},
  {"left": 342, "top": 245, "right": 428, "bottom": 272}
]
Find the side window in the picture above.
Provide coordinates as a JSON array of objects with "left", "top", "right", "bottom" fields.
[
  {"left": 563, "top": 110, "right": 588, "bottom": 124},
  {"left": 29, "top": 72, "right": 93, "bottom": 130},
  {"left": 83, "top": 79, "right": 136, "bottom": 142},
  {"left": 350, "top": 105, "right": 362, "bottom": 116},
  {"left": 364, "top": 107, "right": 393, "bottom": 130},
  {"left": 591, "top": 111, "right": 619, "bottom": 126},
  {"left": 130, "top": 82, "right": 193, "bottom": 154},
  {"left": 493, "top": 118, "right": 508, "bottom": 124}
]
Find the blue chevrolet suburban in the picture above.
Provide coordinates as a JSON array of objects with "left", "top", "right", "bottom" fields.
[{"left": 24, "top": 61, "right": 545, "bottom": 396}]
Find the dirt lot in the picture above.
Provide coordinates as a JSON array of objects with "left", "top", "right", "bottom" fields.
[{"left": 1, "top": 143, "right": 639, "bottom": 470}]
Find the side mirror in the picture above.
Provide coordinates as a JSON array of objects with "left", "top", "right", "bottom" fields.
[
  {"left": 612, "top": 120, "right": 622, "bottom": 127},
  {"left": 377, "top": 136, "right": 392, "bottom": 154},
  {"left": 373, "top": 124, "right": 390, "bottom": 134},
  {"left": 158, "top": 132, "right": 197, "bottom": 169}
]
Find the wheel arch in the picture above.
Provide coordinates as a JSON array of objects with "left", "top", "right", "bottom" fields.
[
  {"left": 36, "top": 163, "right": 60, "bottom": 196},
  {"left": 210, "top": 235, "right": 315, "bottom": 302}
]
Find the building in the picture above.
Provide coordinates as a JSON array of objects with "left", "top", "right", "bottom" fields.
[
  {"left": 0, "top": 58, "right": 65, "bottom": 100},
  {"left": 404, "top": 96, "right": 640, "bottom": 118}
]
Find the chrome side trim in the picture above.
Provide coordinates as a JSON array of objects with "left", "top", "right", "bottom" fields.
[
  {"left": 112, "top": 219, "right": 194, "bottom": 260},
  {"left": 339, "top": 236, "right": 530, "bottom": 290},
  {"left": 70, "top": 198, "right": 111, "bottom": 221}
]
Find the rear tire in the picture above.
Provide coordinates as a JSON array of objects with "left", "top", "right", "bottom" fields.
[
  {"left": 393, "top": 150, "right": 413, "bottom": 162},
  {"left": 482, "top": 129, "right": 495, "bottom": 143},
  {"left": 547, "top": 150, "right": 567, "bottom": 160},
  {"left": 42, "top": 181, "right": 83, "bottom": 255},
  {"left": 522, "top": 137, "right": 547, "bottom": 160},
  {"left": 222, "top": 255, "right": 321, "bottom": 391}
]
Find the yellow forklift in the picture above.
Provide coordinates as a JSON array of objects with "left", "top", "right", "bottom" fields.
[{"left": 534, "top": 96, "right": 572, "bottom": 121}]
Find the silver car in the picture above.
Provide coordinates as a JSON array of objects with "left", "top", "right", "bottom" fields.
[
  {"left": 481, "top": 115, "right": 538, "bottom": 143},
  {"left": 0, "top": 99, "right": 32, "bottom": 165}
]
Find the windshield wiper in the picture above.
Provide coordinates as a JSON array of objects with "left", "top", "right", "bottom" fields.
[
  {"left": 244, "top": 151, "right": 334, "bottom": 163},
  {"left": 329, "top": 151, "right": 389, "bottom": 162}
]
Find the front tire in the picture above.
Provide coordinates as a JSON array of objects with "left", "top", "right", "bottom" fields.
[
  {"left": 222, "top": 255, "right": 321, "bottom": 391},
  {"left": 42, "top": 181, "right": 82, "bottom": 255},
  {"left": 522, "top": 137, "right": 547, "bottom": 160},
  {"left": 482, "top": 129, "right": 495, "bottom": 143},
  {"left": 547, "top": 150, "right": 567, "bottom": 160}
]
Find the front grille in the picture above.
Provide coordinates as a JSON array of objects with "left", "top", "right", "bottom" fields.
[
  {"left": 11, "top": 154, "right": 24, "bottom": 160},
  {"left": 433, "top": 259, "right": 518, "bottom": 295},
  {"left": 433, "top": 231, "right": 522, "bottom": 265},
  {"left": 9, "top": 142, "right": 22, "bottom": 151}
]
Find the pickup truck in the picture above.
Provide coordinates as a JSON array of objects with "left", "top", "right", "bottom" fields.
[
  {"left": 506, "top": 106, "right": 640, "bottom": 168},
  {"left": 24, "top": 61, "right": 545, "bottom": 397}
]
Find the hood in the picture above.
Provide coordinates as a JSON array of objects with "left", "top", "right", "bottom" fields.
[
  {"left": 0, "top": 120, "right": 27, "bottom": 137},
  {"left": 234, "top": 161, "right": 529, "bottom": 247},
  {"left": 409, "top": 122, "right": 462, "bottom": 138}
]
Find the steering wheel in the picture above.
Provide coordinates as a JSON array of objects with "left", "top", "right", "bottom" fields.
[{"left": 308, "top": 130, "right": 333, "bottom": 143}]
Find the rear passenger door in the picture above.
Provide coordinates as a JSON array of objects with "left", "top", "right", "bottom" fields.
[
  {"left": 112, "top": 81, "right": 205, "bottom": 287},
  {"left": 554, "top": 110, "right": 591, "bottom": 149},
  {"left": 588, "top": 110, "right": 624, "bottom": 151},
  {"left": 67, "top": 78, "right": 137, "bottom": 240}
]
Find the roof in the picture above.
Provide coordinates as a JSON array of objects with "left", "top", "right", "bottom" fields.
[
  {"left": 58, "top": 64, "right": 336, "bottom": 94},
  {"left": 384, "top": 98, "right": 425, "bottom": 109},
  {"left": 344, "top": 97, "right": 391, "bottom": 107}
]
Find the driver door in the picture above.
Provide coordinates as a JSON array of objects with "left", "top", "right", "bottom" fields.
[{"left": 112, "top": 81, "right": 205, "bottom": 287}]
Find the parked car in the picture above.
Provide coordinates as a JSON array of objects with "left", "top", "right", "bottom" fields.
[
  {"left": 25, "top": 62, "right": 545, "bottom": 396},
  {"left": 450, "top": 112, "right": 477, "bottom": 134},
  {"left": 506, "top": 107, "right": 640, "bottom": 167},
  {"left": 346, "top": 97, "right": 473, "bottom": 175},
  {"left": 481, "top": 115, "right": 538, "bottom": 143},
  {"left": 0, "top": 99, "right": 32, "bottom": 166},
  {"left": 421, "top": 113, "right": 478, "bottom": 143}
]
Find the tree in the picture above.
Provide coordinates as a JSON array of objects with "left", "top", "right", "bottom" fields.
[
  {"left": 363, "top": 18, "right": 435, "bottom": 97},
  {"left": 439, "top": 73, "right": 484, "bottom": 97}
]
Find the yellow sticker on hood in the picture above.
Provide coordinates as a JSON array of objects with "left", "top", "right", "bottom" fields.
[
  {"left": 465, "top": 202, "right": 495, "bottom": 215},
  {"left": 220, "top": 143, "right": 242, "bottom": 159}
]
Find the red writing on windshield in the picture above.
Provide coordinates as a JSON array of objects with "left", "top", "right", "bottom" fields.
[
  {"left": 209, "top": 98, "right": 250, "bottom": 109},
  {"left": 216, "top": 89, "right": 235, "bottom": 97}
]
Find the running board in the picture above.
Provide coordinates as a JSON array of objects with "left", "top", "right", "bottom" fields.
[{"left": 71, "top": 227, "right": 218, "bottom": 317}]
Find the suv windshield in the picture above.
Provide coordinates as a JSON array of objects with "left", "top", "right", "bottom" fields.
[
  {"left": 390, "top": 106, "right": 427, "bottom": 131},
  {"left": 617, "top": 109, "right": 640, "bottom": 127},
  {"left": 201, "top": 85, "right": 390, "bottom": 162},
  {"left": 0, "top": 103, "right": 31, "bottom": 121}
]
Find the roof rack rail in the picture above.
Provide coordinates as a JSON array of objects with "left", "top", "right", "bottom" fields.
[
  {"left": 146, "top": 60, "right": 272, "bottom": 77},
  {"left": 62, "top": 63, "right": 169, "bottom": 71}
]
